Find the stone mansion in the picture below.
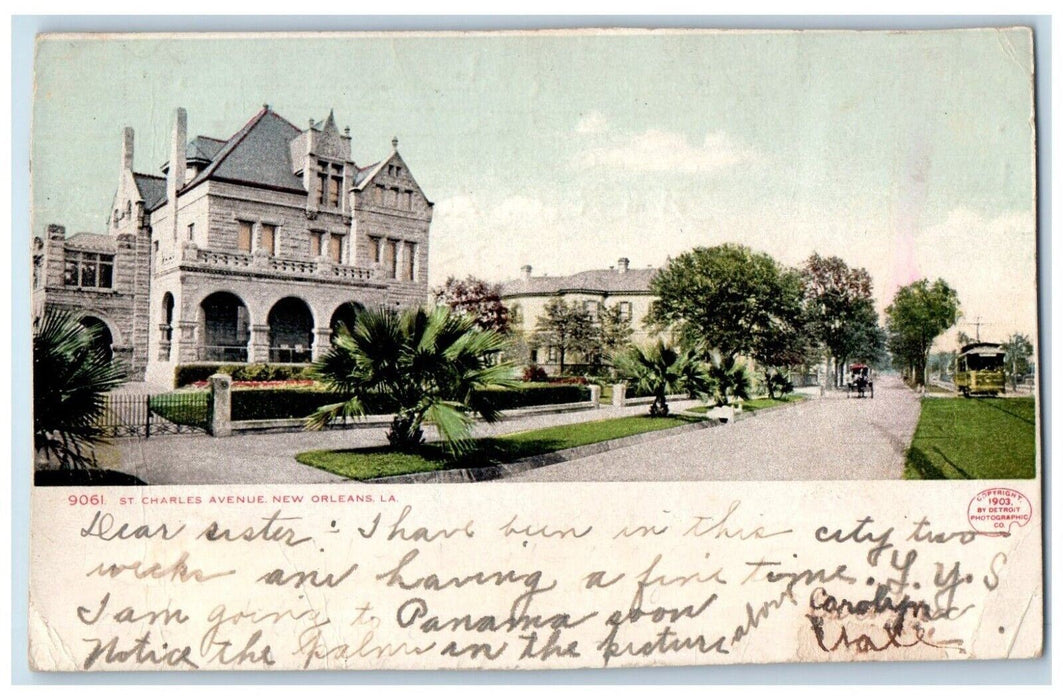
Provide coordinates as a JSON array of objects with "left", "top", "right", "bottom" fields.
[{"left": 32, "top": 105, "right": 433, "bottom": 386}]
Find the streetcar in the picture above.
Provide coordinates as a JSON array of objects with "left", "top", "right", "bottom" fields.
[
  {"left": 954, "top": 342, "right": 1006, "bottom": 397},
  {"left": 845, "top": 363, "right": 874, "bottom": 399}
]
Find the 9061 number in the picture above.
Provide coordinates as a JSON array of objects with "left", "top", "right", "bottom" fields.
[{"left": 68, "top": 494, "right": 104, "bottom": 506}]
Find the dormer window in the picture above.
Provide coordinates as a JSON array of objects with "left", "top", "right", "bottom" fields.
[{"left": 317, "top": 160, "right": 343, "bottom": 208}]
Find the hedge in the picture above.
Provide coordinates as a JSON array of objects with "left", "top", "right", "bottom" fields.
[
  {"left": 150, "top": 383, "right": 592, "bottom": 425},
  {"left": 474, "top": 383, "right": 590, "bottom": 410},
  {"left": 174, "top": 363, "right": 316, "bottom": 387},
  {"left": 232, "top": 389, "right": 392, "bottom": 421}
]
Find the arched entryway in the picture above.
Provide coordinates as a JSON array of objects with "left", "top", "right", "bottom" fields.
[
  {"left": 329, "top": 301, "right": 366, "bottom": 340},
  {"left": 198, "top": 291, "right": 249, "bottom": 361},
  {"left": 79, "top": 316, "right": 114, "bottom": 363},
  {"left": 268, "top": 297, "right": 314, "bottom": 363}
]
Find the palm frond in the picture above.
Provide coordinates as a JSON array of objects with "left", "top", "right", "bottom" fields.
[{"left": 425, "top": 401, "right": 475, "bottom": 456}]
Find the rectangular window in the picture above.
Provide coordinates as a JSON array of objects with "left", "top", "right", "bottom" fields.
[
  {"left": 618, "top": 301, "right": 633, "bottom": 322},
  {"left": 384, "top": 239, "right": 397, "bottom": 278},
  {"left": 317, "top": 160, "right": 329, "bottom": 205},
  {"left": 405, "top": 242, "right": 416, "bottom": 281},
  {"left": 80, "top": 257, "right": 98, "bottom": 287},
  {"left": 329, "top": 234, "right": 342, "bottom": 263},
  {"left": 368, "top": 236, "right": 381, "bottom": 263},
  {"left": 309, "top": 231, "right": 323, "bottom": 257},
  {"left": 237, "top": 220, "right": 253, "bottom": 252},
  {"left": 404, "top": 190, "right": 413, "bottom": 209},
  {"left": 187, "top": 223, "right": 195, "bottom": 241},
  {"left": 583, "top": 300, "right": 600, "bottom": 318},
  {"left": 330, "top": 164, "right": 343, "bottom": 208},
  {"left": 98, "top": 255, "right": 114, "bottom": 288},
  {"left": 62, "top": 252, "right": 113, "bottom": 289},
  {"left": 260, "top": 224, "right": 276, "bottom": 256},
  {"left": 64, "top": 260, "right": 79, "bottom": 286},
  {"left": 375, "top": 184, "right": 386, "bottom": 205}
]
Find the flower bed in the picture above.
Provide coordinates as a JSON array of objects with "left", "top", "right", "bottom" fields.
[{"left": 188, "top": 379, "right": 316, "bottom": 390}]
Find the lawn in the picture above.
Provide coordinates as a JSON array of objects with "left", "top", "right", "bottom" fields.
[
  {"left": 686, "top": 393, "right": 807, "bottom": 414},
  {"left": 904, "top": 397, "right": 1036, "bottom": 480},
  {"left": 296, "top": 414, "right": 702, "bottom": 480}
]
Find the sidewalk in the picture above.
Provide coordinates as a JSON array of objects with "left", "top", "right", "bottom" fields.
[{"left": 99, "top": 399, "right": 699, "bottom": 485}]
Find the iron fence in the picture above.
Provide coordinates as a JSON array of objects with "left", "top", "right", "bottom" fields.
[{"left": 99, "top": 392, "right": 211, "bottom": 438}]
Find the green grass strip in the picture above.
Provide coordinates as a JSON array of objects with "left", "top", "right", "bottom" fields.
[
  {"left": 296, "top": 414, "right": 702, "bottom": 480},
  {"left": 903, "top": 397, "right": 1036, "bottom": 480},
  {"left": 686, "top": 393, "right": 807, "bottom": 414}
]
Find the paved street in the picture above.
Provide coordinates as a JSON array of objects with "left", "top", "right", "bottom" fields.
[
  {"left": 98, "top": 376, "right": 920, "bottom": 484},
  {"left": 99, "top": 401, "right": 695, "bottom": 485},
  {"left": 503, "top": 374, "right": 922, "bottom": 482}
]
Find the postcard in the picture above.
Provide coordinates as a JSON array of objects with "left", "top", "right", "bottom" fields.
[{"left": 26, "top": 28, "right": 1042, "bottom": 671}]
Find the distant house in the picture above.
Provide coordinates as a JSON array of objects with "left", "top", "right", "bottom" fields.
[
  {"left": 499, "top": 257, "right": 658, "bottom": 373},
  {"left": 33, "top": 105, "right": 433, "bottom": 386}
]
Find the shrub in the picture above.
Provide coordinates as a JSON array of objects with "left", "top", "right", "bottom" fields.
[
  {"left": 474, "top": 383, "right": 589, "bottom": 410},
  {"left": 522, "top": 364, "right": 549, "bottom": 382},
  {"left": 174, "top": 363, "right": 315, "bottom": 387},
  {"left": 232, "top": 388, "right": 374, "bottom": 421}
]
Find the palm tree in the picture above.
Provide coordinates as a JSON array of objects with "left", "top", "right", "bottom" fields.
[
  {"left": 705, "top": 349, "right": 752, "bottom": 407},
  {"left": 33, "top": 310, "right": 126, "bottom": 469},
  {"left": 614, "top": 340, "right": 699, "bottom": 417},
  {"left": 307, "top": 305, "right": 516, "bottom": 456}
]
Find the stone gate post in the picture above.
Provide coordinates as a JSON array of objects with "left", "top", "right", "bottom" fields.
[{"left": 209, "top": 373, "right": 232, "bottom": 437}]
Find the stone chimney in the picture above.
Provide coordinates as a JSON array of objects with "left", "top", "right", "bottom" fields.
[
  {"left": 121, "top": 127, "right": 134, "bottom": 173},
  {"left": 167, "top": 108, "right": 187, "bottom": 203},
  {"left": 617, "top": 257, "right": 630, "bottom": 274},
  {"left": 521, "top": 264, "right": 532, "bottom": 280}
]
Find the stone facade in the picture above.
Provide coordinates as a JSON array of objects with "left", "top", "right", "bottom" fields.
[
  {"left": 34, "top": 105, "right": 433, "bottom": 387},
  {"left": 499, "top": 258, "right": 659, "bottom": 374}
]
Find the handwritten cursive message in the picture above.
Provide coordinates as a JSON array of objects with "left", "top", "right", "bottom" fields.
[{"left": 29, "top": 483, "right": 1042, "bottom": 671}]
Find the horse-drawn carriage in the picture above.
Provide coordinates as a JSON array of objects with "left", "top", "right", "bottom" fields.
[{"left": 846, "top": 363, "right": 874, "bottom": 398}]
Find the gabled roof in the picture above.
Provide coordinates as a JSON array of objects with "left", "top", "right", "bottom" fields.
[
  {"left": 353, "top": 160, "right": 385, "bottom": 188},
  {"left": 186, "top": 135, "right": 226, "bottom": 163},
  {"left": 501, "top": 267, "right": 657, "bottom": 297},
  {"left": 133, "top": 173, "right": 167, "bottom": 211},
  {"left": 182, "top": 107, "right": 306, "bottom": 194},
  {"left": 65, "top": 232, "right": 117, "bottom": 252}
]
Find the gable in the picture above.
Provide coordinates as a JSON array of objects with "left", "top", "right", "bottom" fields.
[{"left": 355, "top": 151, "right": 432, "bottom": 206}]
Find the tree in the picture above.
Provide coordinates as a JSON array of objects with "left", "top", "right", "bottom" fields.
[
  {"left": 754, "top": 267, "right": 812, "bottom": 397},
  {"left": 801, "top": 253, "right": 886, "bottom": 387},
  {"left": 433, "top": 275, "right": 510, "bottom": 334},
  {"left": 885, "top": 279, "right": 961, "bottom": 386},
  {"left": 613, "top": 341, "right": 696, "bottom": 417},
  {"left": 307, "top": 306, "right": 515, "bottom": 456},
  {"left": 1002, "top": 332, "right": 1034, "bottom": 388},
  {"left": 648, "top": 244, "right": 809, "bottom": 392},
  {"left": 584, "top": 302, "right": 635, "bottom": 375},
  {"left": 533, "top": 298, "right": 601, "bottom": 375},
  {"left": 34, "top": 309, "right": 126, "bottom": 469}
]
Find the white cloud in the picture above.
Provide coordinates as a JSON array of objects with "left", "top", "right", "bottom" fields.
[{"left": 571, "top": 124, "right": 760, "bottom": 175}]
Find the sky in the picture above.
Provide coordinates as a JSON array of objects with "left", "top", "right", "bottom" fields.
[{"left": 31, "top": 29, "right": 1038, "bottom": 346}]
